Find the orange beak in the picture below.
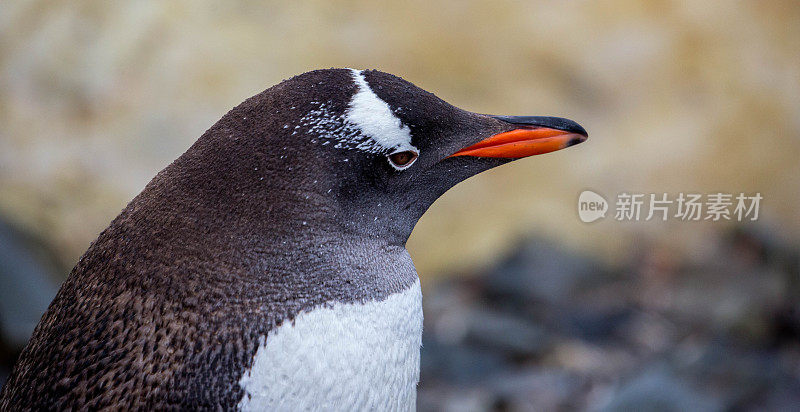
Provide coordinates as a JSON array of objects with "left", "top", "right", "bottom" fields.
[{"left": 449, "top": 116, "right": 588, "bottom": 158}]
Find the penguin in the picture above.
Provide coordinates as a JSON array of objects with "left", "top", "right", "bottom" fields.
[{"left": 0, "top": 68, "right": 587, "bottom": 410}]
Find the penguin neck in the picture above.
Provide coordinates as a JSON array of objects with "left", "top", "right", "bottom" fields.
[
  {"left": 120, "top": 179, "right": 417, "bottom": 298},
  {"left": 133, "top": 151, "right": 412, "bottom": 275}
]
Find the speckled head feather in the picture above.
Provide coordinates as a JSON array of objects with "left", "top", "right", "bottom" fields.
[{"left": 0, "top": 68, "right": 586, "bottom": 410}]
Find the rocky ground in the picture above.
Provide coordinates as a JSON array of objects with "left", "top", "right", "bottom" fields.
[{"left": 418, "top": 230, "right": 800, "bottom": 411}]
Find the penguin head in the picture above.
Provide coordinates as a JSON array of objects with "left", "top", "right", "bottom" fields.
[{"left": 181, "top": 68, "right": 587, "bottom": 245}]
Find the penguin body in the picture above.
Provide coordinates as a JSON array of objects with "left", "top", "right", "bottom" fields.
[{"left": 0, "top": 68, "right": 586, "bottom": 410}]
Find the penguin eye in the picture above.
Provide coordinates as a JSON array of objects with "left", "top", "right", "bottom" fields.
[{"left": 387, "top": 150, "right": 418, "bottom": 170}]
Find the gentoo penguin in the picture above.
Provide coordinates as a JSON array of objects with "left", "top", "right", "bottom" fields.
[{"left": 0, "top": 68, "right": 587, "bottom": 410}]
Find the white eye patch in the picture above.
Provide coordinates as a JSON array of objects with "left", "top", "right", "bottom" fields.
[
  {"left": 294, "top": 69, "right": 419, "bottom": 171},
  {"left": 346, "top": 69, "right": 418, "bottom": 156}
]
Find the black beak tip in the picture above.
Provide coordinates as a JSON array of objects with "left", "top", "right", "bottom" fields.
[
  {"left": 566, "top": 136, "right": 586, "bottom": 147},
  {"left": 491, "top": 115, "right": 588, "bottom": 138}
]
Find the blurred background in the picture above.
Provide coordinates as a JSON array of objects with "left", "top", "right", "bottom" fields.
[{"left": 1, "top": 0, "right": 799, "bottom": 410}]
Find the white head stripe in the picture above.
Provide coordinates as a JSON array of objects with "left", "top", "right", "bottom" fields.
[{"left": 346, "top": 69, "right": 416, "bottom": 153}]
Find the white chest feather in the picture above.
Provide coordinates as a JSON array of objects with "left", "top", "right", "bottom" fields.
[{"left": 237, "top": 280, "right": 423, "bottom": 411}]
